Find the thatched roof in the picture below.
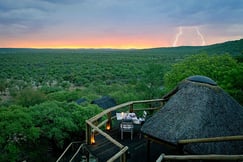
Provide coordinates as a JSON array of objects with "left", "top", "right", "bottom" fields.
[
  {"left": 76, "top": 98, "right": 87, "bottom": 104},
  {"left": 141, "top": 76, "right": 243, "bottom": 154},
  {"left": 91, "top": 96, "right": 117, "bottom": 109}
]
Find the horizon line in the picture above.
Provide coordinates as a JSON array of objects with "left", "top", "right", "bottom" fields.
[{"left": 0, "top": 38, "right": 241, "bottom": 50}]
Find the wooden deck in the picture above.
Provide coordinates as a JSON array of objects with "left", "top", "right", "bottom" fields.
[
  {"left": 58, "top": 98, "right": 243, "bottom": 162},
  {"left": 85, "top": 121, "right": 176, "bottom": 162}
]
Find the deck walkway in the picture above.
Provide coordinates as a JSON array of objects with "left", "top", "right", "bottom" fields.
[{"left": 85, "top": 121, "right": 177, "bottom": 162}]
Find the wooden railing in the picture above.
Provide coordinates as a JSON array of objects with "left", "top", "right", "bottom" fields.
[
  {"left": 56, "top": 141, "right": 84, "bottom": 162},
  {"left": 156, "top": 154, "right": 243, "bottom": 161},
  {"left": 156, "top": 135, "right": 243, "bottom": 162},
  {"left": 85, "top": 98, "right": 165, "bottom": 162},
  {"left": 178, "top": 135, "right": 243, "bottom": 144}
]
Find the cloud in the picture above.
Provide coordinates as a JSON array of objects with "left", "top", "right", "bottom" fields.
[
  {"left": 0, "top": 0, "right": 243, "bottom": 47},
  {"left": 40, "top": 0, "right": 83, "bottom": 4},
  {"left": 0, "top": 0, "right": 54, "bottom": 36},
  {"left": 153, "top": 0, "right": 243, "bottom": 26},
  {"left": 2, "top": 0, "right": 242, "bottom": 31}
]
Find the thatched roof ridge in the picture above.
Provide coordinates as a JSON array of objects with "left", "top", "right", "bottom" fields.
[
  {"left": 187, "top": 75, "right": 217, "bottom": 86},
  {"left": 91, "top": 96, "right": 117, "bottom": 109},
  {"left": 141, "top": 78, "right": 243, "bottom": 154}
]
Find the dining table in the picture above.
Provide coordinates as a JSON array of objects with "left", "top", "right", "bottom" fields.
[{"left": 116, "top": 112, "right": 143, "bottom": 124}]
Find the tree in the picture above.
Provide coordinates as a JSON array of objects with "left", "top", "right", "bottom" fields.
[
  {"left": 163, "top": 54, "right": 243, "bottom": 104},
  {"left": 30, "top": 101, "right": 103, "bottom": 149},
  {"left": 30, "top": 101, "right": 78, "bottom": 149},
  {"left": 0, "top": 79, "right": 8, "bottom": 95},
  {"left": 137, "top": 63, "right": 167, "bottom": 99},
  {"left": 15, "top": 87, "right": 46, "bottom": 107},
  {"left": 0, "top": 105, "right": 40, "bottom": 161},
  {"left": 68, "top": 102, "right": 102, "bottom": 131}
]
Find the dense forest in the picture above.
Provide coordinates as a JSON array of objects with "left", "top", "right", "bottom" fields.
[{"left": 0, "top": 39, "right": 243, "bottom": 161}]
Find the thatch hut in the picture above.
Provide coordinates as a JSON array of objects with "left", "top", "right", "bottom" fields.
[
  {"left": 76, "top": 98, "right": 87, "bottom": 104},
  {"left": 91, "top": 96, "right": 117, "bottom": 109},
  {"left": 141, "top": 75, "right": 243, "bottom": 155}
]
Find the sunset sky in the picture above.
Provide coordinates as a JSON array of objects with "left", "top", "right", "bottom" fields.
[{"left": 1, "top": 0, "right": 243, "bottom": 49}]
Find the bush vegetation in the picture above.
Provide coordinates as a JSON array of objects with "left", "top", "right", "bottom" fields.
[
  {"left": 0, "top": 39, "right": 242, "bottom": 161},
  {"left": 164, "top": 54, "right": 243, "bottom": 103}
]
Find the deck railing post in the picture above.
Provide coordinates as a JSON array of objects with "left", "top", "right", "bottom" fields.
[
  {"left": 146, "top": 139, "right": 151, "bottom": 162},
  {"left": 106, "top": 112, "right": 112, "bottom": 130},
  {"left": 120, "top": 152, "right": 126, "bottom": 162},
  {"left": 86, "top": 122, "right": 91, "bottom": 145},
  {"left": 177, "top": 143, "right": 184, "bottom": 155},
  {"left": 129, "top": 104, "right": 133, "bottom": 113}
]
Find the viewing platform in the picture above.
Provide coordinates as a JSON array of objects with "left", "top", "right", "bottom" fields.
[
  {"left": 85, "top": 117, "right": 175, "bottom": 162},
  {"left": 57, "top": 96, "right": 243, "bottom": 162},
  {"left": 84, "top": 99, "right": 166, "bottom": 162}
]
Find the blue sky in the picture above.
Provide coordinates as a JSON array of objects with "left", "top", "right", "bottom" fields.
[{"left": 0, "top": 0, "right": 243, "bottom": 48}]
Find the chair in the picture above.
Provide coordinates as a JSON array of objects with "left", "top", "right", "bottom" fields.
[
  {"left": 142, "top": 111, "right": 147, "bottom": 119},
  {"left": 138, "top": 111, "right": 147, "bottom": 139},
  {"left": 139, "top": 111, "right": 147, "bottom": 125},
  {"left": 120, "top": 119, "right": 134, "bottom": 140}
]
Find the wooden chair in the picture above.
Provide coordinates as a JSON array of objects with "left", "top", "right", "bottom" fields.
[
  {"left": 120, "top": 119, "right": 134, "bottom": 140},
  {"left": 139, "top": 111, "right": 147, "bottom": 125},
  {"left": 142, "top": 111, "right": 147, "bottom": 120},
  {"left": 137, "top": 111, "right": 147, "bottom": 139}
]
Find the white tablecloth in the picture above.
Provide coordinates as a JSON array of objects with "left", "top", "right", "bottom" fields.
[{"left": 116, "top": 112, "right": 142, "bottom": 124}]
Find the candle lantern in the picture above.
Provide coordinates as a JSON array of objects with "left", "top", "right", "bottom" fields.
[
  {"left": 90, "top": 131, "right": 95, "bottom": 144},
  {"left": 106, "top": 120, "right": 111, "bottom": 130}
]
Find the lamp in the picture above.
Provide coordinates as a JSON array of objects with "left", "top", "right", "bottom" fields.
[
  {"left": 90, "top": 131, "right": 95, "bottom": 144},
  {"left": 106, "top": 120, "right": 111, "bottom": 131}
]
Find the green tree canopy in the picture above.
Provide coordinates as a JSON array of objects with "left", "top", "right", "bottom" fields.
[
  {"left": 15, "top": 87, "right": 46, "bottom": 107},
  {"left": 163, "top": 54, "right": 243, "bottom": 104},
  {"left": 0, "top": 105, "right": 40, "bottom": 161},
  {"left": 30, "top": 101, "right": 78, "bottom": 149},
  {"left": 30, "top": 101, "right": 102, "bottom": 149}
]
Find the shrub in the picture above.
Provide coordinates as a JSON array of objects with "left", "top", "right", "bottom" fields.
[{"left": 15, "top": 87, "right": 46, "bottom": 107}]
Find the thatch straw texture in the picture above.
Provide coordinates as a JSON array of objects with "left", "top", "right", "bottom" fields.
[{"left": 141, "top": 78, "right": 243, "bottom": 154}]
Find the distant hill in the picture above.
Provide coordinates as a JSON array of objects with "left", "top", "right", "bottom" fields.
[
  {"left": 0, "top": 38, "right": 242, "bottom": 56},
  {"left": 198, "top": 39, "right": 243, "bottom": 55},
  {"left": 141, "top": 38, "right": 243, "bottom": 56}
]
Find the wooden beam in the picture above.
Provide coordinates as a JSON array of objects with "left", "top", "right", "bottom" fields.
[
  {"left": 107, "top": 146, "right": 128, "bottom": 162},
  {"left": 89, "top": 99, "right": 166, "bottom": 122},
  {"left": 85, "top": 98, "right": 166, "bottom": 161},
  {"left": 133, "top": 107, "right": 161, "bottom": 111},
  {"left": 178, "top": 135, "right": 243, "bottom": 144},
  {"left": 157, "top": 154, "right": 243, "bottom": 161},
  {"left": 86, "top": 120, "right": 124, "bottom": 148},
  {"left": 86, "top": 123, "right": 91, "bottom": 144},
  {"left": 146, "top": 139, "right": 151, "bottom": 162},
  {"left": 129, "top": 104, "right": 133, "bottom": 113}
]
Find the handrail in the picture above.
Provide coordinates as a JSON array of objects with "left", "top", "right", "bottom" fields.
[
  {"left": 156, "top": 154, "right": 243, "bottom": 162},
  {"left": 178, "top": 135, "right": 243, "bottom": 144},
  {"left": 69, "top": 143, "right": 85, "bottom": 162},
  {"left": 56, "top": 141, "right": 83, "bottom": 162},
  {"left": 96, "top": 116, "right": 117, "bottom": 129},
  {"left": 86, "top": 98, "right": 165, "bottom": 162},
  {"left": 89, "top": 101, "right": 133, "bottom": 122},
  {"left": 86, "top": 120, "right": 124, "bottom": 148},
  {"left": 107, "top": 146, "right": 129, "bottom": 162},
  {"left": 89, "top": 99, "right": 165, "bottom": 122},
  {"left": 156, "top": 135, "right": 243, "bottom": 162},
  {"left": 132, "top": 98, "right": 165, "bottom": 104}
]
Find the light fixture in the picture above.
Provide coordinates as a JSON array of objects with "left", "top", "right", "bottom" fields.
[
  {"left": 106, "top": 120, "right": 111, "bottom": 131},
  {"left": 91, "top": 131, "right": 95, "bottom": 144}
]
